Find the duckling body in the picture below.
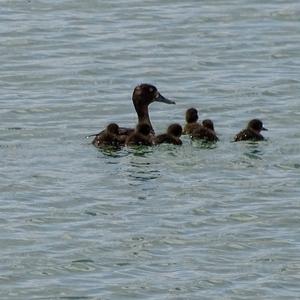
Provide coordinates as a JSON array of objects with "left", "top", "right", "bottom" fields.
[
  {"left": 92, "top": 123, "right": 121, "bottom": 147},
  {"left": 154, "top": 123, "right": 183, "bottom": 145},
  {"left": 125, "top": 123, "right": 153, "bottom": 146},
  {"left": 192, "top": 119, "right": 219, "bottom": 142},
  {"left": 234, "top": 119, "right": 267, "bottom": 141}
]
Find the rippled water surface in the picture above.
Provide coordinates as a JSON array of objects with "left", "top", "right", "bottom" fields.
[{"left": 1, "top": 0, "right": 300, "bottom": 299}]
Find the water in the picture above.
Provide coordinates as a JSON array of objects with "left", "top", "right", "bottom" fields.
[{"left": 1, "top": 0, "right": 300, "bottom": 299}]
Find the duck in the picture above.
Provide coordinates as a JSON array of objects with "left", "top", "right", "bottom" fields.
[
  {"left": 125, "top": 123, "right": 153, "bottom": 146},
  {"left": 92, "top": 123, "right": 121, "bottom": 148},
  {"left": 92, "top": 84, "right": 175, "bottom": 147},
  {"left": 191, "top": 119, "right": 219, "bottom": 142},
  {"left": 234, "top": 119, "right": 268, "bottom": 141},
  {"left": 154, "top": 123, "right": 183, "bottom": 145},
  {"left": 183, "top": 107, "right": 202, "bottom": 134}
]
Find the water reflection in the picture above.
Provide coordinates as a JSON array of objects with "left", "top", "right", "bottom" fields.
[
  {"left": 95, "top": 144, "right": 155, "bottom": 159},
  {"left": 191, "top": 139, "right": 218, "bottom": 150},
  {"left": 126, "top": 157, "right": 160, "bottom": 183},
  {"left": 97, "top": 146, "right": 121, "bottom": 156},
  {"left": 126, "top": 145, "right": 154, "bottom": 157},
  {"left": 5, "top": 127, "right": 23, "bottom": 130},
  {"left": 242, "top": 143, "right": 265, "bottom": 160},
  {"left": 96, "top": 146, "right": 128, "bottom": 159}
]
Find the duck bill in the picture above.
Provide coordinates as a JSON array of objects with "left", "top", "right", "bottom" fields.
[
  {"left": 154, "top": 92, "right": 176, "bottom": 104},
  {"left": 262, "top": 126, "right": 268, "bottom": 131}
]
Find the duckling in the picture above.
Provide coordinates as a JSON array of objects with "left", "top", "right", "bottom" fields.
[
  {"left": 154, "top": 123, "right": 183, "bottom": 145},
  {"left": 92, "top": 123, "right": 121, "bottom": 147},
  {"left": 234, "top": 119, "right": 267, "bottom": 141},
  {"left": 125, "top": 123, "right": 153, "bottom": 146},
  {"left": 183, "top": 108, "right": 201, "bottom": 134},
  {"left": 191, "top": 119, "right": 219, "bottom": 142}
]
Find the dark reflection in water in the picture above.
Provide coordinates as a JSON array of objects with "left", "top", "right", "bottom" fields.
[
  {"left": 191, "top": 139, "right": 218, "bottom": 150},
  {"left": 96, "top": 145, "right": 154, "bottom": 158},
  {"left": 5, "top": 127, "right": 23, "bottom": 130},
  {"left": 154, "top": 143, "right": 187, "bottom": 156},
  {"left": 95, "top": 144, "right": 160, "bottom": 183},
  {"left": 0, "top": 144, "right": 11, "bottom": 148},
  {"left": 127, "top": 158, "right": 160, "bottom": 183},
  {"left": 96, "top": 146, "right": 127, "bottom": 159},
  {"left": 243, "top": 143, "right": 265, "bottom": 160},
  {"left": 126, "top": 145, "right": 154, "bottom": 157},
  {"left": 71, "top": 259, "right": 94, "bottom": 263},
  {"left": 59, "top": 297, "right": 91, "bottom": 300}
]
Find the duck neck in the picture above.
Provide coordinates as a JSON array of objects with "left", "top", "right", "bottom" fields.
[{"left": 135, "top": 104, "right": 154, "bottom": 134}]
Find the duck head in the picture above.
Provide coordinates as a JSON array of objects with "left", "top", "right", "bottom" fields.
[
  {"left": 132, "top": 84, "right": 175, "bottom": 133},
  {"left": 202, "top": 119, "right": 215, "bottom": 131},
  {"left": 106, "top": 123, "right": 119, "bottom": 135},
  {"left": 185, "top": 108, "right": 199, "bottom": 123},
  {"left": 167, "top": 123, "right": 183, "bottom": 137},
  {"left": 248, "top": 119, "right": 268, "bottom": 133}
]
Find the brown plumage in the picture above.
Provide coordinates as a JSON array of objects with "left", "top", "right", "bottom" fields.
[
  {"left": 92, "top": 84, "right": 175, "bottom": 148},
  {"left": 125, "top": 123, "right": 153, "bottom": 146},
  {"left": 154, "top": 123, "right": 183, "bottom": 145},
  {"left": 191, "top": 119, "right": 219, "bottom": 142},
  {"left": 234, "top": 119, "right": 267, "bottom": 142},
  {"left": 92, "top": 123, "right": 121, "bottom": 147},
  {"left": 183, "top": 108, "right": 201, "bottom": 134}
]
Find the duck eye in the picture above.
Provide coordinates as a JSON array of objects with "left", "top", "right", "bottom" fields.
[{"left": 149, "top": 87, "right": 154, "bottom": 93}]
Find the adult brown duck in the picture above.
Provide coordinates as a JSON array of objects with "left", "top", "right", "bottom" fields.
[{"left": 92, "top": 84, "right": 175, "bottom": 147}]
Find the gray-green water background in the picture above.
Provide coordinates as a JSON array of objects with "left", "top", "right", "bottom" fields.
[{"left": 1, "top": 0, "right": 300, "bottom": 299}]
